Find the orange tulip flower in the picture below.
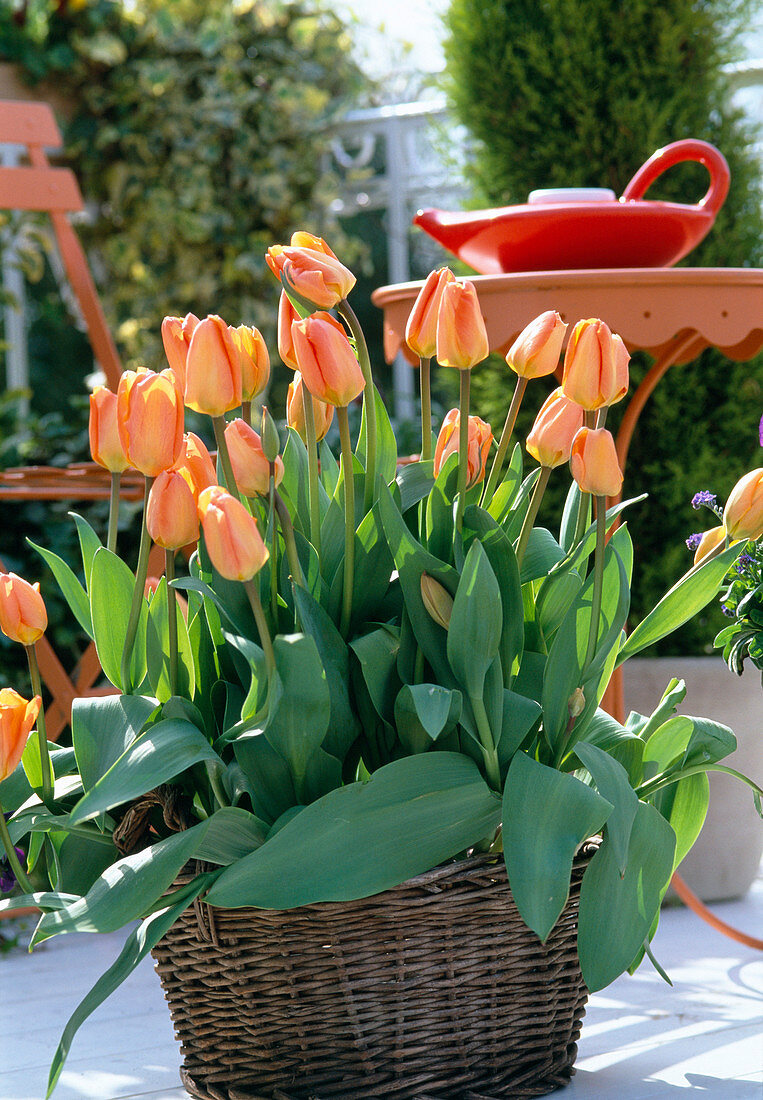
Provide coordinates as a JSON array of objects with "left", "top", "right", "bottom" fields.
[
  {"left": 117, "top": 367, "right": 184, "bottom": 477},
  {"left": 266, "top": 232, "right": 356, "bottom": 310},
  {"left": 277, "top": 291, "right": 300, "bottom": 370},
  {"left": 724, "top": 468, "right": 763, "bottom": 541},
  {"left": 570, "top": 427, "right": 623, "bottom": 498},
  {"left": 0, "top": 688, "right": 41, "bottom": 782},
  {"left": 224, "top": 418, "right": 284, "bottom": 498},
  {"left": 434, "top": 409, "right": 493, "bottom": 487},
  {"left": 291, "top": 312, "right": 366, "bottom": 407},
  {"left": 0, "top": 572, "right": 47, "bottom": 646},
  {"left": 197, "top": 486, "right": 269, "bottom": 582},
  {"left": 286, "top": 371, "right": 334, "bottom": 443},
  {"left": 507, "top": 311, "right": 567, "bottom": 379},
  {"left": 184, "top": 315, "right": 243, "bottom": 417},
  {"left": 173, "top": 432, "right": 218, "bottom": 501},
  {"left": 526, "top": 387, "right": 584, "bottom": 469},
  {"left": 405, "top": 267, "right": 456, "bottom": 359},
  {"left": 89, "top": 386, "right": 130, "bottom": 473},
  {"left": 693, "top": 526, "right": 726, "bottom": 566},
  {"left": 161, "top": 312, "right": 199, "bottom": 392},
  {"left": 146, "top": 470, "right": 200, "bottom": 550},
  {"left": 561, "top": 318, "right": 630, "bottom": 410},
  {"left": 435, "top": 279, "right": 490, "bottom": 370},
  {"left": 233, "top": 324, "right": 270, "bottom": 402}
]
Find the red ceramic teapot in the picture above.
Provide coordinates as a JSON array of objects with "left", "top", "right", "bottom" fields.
[{"left": 413, "top": 139, "right": 730, "bottom": 273}]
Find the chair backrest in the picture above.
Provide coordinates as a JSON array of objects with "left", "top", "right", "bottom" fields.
[{"left": 0, "top": 99, "right": 122, "bottom": 388}]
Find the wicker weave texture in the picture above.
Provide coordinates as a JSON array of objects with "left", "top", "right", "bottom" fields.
[{"left": 151, "top": 849, "right": 595, "bottom": 1100}]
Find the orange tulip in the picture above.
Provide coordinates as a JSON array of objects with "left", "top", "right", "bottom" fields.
[
  {"left": 526, "top": 387, "right": 584, "bottom": 468},
  {"left": 277, "top": 291, "right": 300, "bottom": 370},
  {"left": 724, "top": 468, "right": 763, "bottom": 540},
  {"left": 0, "top": 688, "right": 41, "bottom": 782},
  {"left": 693, "top": 526, "right": 726, "bottom": 566},
  {"left": 291, "top": 312, "right": 366, "bottom": 407},
  {"left": 117, "top": 367, "right": 184, "bottom": 477},
  {"left": 224, "top": 418, "right": 284, "bottom": 498},
  {"left": 405, "top": 267, "right": 456, "bottom": 359},
  {"left": 0, "top": 573, "right": 47, "bottom": 646},
  {"left": 197, "top": 485, "right": 269, "bottom": 582},
  {"left": 161, "top": 312, "right": 199, "bottom": 392},
  {"left": 89, "top": 386, "right": 130, "bottom": 473},
  {"left": 561, "top": 318, "right": 629, "bottom": 410},
  {"left": 184, "top": 315, "right": 243, "bottom": 417},
  {"left": 286, "top": 371, "right": 334, "bottom": 443},
  {"left": 233, "top": 324, "right": 270, "bottom": 401},
  {"left": 434, "top": 409, "right": 493, "bottom": 488},
  {"left": 570, "top": 427, "right": 623, "bottom": 497},
  {"left": 266, "top": 232, "right": 356, "bottom": 310},
  {"left": 173, "top": 432, "right": 218, "bottom": 501},
  {"left": 146, "top": 470, "right": 200, "bottom": 550},
  {"left": 435, "top": 279, "right": 490, "bottom": 370},
  {"left": 507, "top": 310, "right": 567, "bottom": 379}
]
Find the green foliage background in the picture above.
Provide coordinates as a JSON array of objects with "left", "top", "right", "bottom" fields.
[{"left": 441, "top": 0, "right": 763, "bottom": 654}]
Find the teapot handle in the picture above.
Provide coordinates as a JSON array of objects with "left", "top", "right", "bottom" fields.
[{"left": 621, "top": 139, "right": 730, "bottom": 216}]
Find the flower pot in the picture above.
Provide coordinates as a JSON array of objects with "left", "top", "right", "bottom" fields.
[
  {"left": 624, "top": 656, "right": 763, "bottom": 902},
  {"left": 151, "top": 846, "right": 597, "bottom": 1100}
]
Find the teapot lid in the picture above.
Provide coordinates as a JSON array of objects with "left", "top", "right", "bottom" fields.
[{"left": 527, "top": 187, "right": 617, "bottom": 204}]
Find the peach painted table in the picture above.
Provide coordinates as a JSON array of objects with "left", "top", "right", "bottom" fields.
[{"left": 372, "top": 268, "right": 763, "bottom": 719}]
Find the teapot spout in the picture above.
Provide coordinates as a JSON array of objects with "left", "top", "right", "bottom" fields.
[{"left": 413, "top": 207, "right": 490, "bottom": 256}]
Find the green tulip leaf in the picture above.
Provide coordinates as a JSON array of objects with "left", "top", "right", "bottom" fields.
[
  {"left": 486, "top": 443, "right": 524, "bottom": 524},
  {"left": 29, "top": 539, "right": 92, "bottom": 638},
  {"left": 263, "top": 633, "right": 331, "bottom": 792},
  {"left": 394, "top": 683, "right": 462, "bottom": 753},
  {"left": 575, "top": 742, "right": 639, "bottom": 876},
  {"left": 396, "top": 459, "right": 435, "bottom": 512},
  {"left": 357, "top": 382, "right": 398, "bottom": 490},
  {"left": 89, "top": 546, "right": 148, "bottom": 691},
  {"left": 447, "top": 539, "right": 502, "bottom": 700},
  {"left": 70, "top": 512, "right": 103, "bottom": 589},
  {"left": 462, "top": 505, "right": 524, "bottom": 683}
]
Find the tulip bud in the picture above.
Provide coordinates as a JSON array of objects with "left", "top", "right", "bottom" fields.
[
  {"left": 506, "top": 310, "right": 567, "bottom": 379},
  {"left": 291, "top": 312, "right": 366, "bottom": 407},
  {"left": 405, "top": 267, "right": 456, "bottom": 359},
  {"left": 173, "top": 432, "right": 218, "bottom": 501},
  {"left": 570, "top": 427, "right": 624, "bottom": 498},
  {"left": 286, "top": 371, "right": 334, "bottom": 443},
  {"left": 526, "top": 387, "right": 584, "bottom": 469},
  {"left": 421, "top": 573, "right": 454, "bottom": 630},
  {"left": 89, "top": 386, "right": 130, "bottom": 473},
  {"left": 561, "top": 318, "right": 629, "bottom": 410},
  {"left": 693, "top": 525, "right": 726, "bottom": 566},
  {"left": 224, "top": 418, "right": 284, "bottom": 498},
  {"left": 197, "top": 485, "right": 269, "bottom": 581},
  {"left": 260, "top": 406, "right": 281, "bottom": 464},
  {"left": 233, "top": 324, "right": 270, "bottom": 401},
  {"left": 435, "top": 279, "right": 490, "bottom": 369},
  {"left": 0, "top": 572, "right": 47, "bottom": 646},
  {"left": 146, "top": 469, "right": 200, "bottom": 550},
  {"left": 724, "top": 468, "right": 763, "bottom": 541},
  {"left": 117, "top": 367, "right": 184, "bottom": 477},
  {"left": 161, "top": 313, "right": 199, "bottom": 392},
  {"left": 266, "top": 232, "right": 356, "bottom": 310},
  {"left": 0, "top": 688, "right": 41, "bottom": 783},
  {"left": 568, "top": 687, "right": 585, "bottom": 719},
  {"left": 184, "top": 315, "right": 243, "bottom": 417},
  {"left": 277, "top": 291, "right": 300, "bottom": 370},
  {"left": 434, "top": 409, "right": 493, "bottom": 488}
]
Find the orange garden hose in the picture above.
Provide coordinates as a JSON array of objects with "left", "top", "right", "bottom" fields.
[{"left": 671, "top": 871, "right": 763, "bottom": 950}]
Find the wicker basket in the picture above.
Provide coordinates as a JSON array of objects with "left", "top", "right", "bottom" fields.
[{"left": 151, "top": 845, "right": 596, "bottom": 1100}]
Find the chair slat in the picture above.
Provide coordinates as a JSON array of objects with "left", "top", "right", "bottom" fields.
[
  {"left": 0, "top": 99, "right": 61, "bottom": 147},
  {"left": 0, "top": 165, "right": 83, "bottom": 211}
]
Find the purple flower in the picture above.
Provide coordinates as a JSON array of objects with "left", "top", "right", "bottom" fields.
[
  {"left": 736, "top": 553, "right": 754, "bottom": 571},
  {"left": 686, "top": 533, "right": 702, "bottom": 551},
  {"left": 0, "top": 848, "right": 25, "bottom": 895},
  {"left": 721, "top": 603, "right": 735, "bottom": 617},
  {"left": 692, "top": 490, "right": 718, "bottom": 511}
]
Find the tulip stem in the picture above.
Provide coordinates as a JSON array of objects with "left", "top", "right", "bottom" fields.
[
  {"left": 244, "top": 578, "right": 276, "bottom": 678},
  {"left": 107, "top": 472, "right": 121, "bottom": 554},
  {"left": 274, "top": 490, "right": 304, "bottom": 592},
  {"left": 455, "top": 370, "right": 471, "bottom": 535},
  {"left": 338, "top": 297, "right": 376, "bottom": 512},
  {"left": 121, "top": 476, "right": 154, "bottom": 694},
  {"left": 572, "top": 490, "right": 591, "bottom": 549},
  {"left": 268, "top": 467, "right": 279, "bottom": 627},
  {"left": 515, "top": 466, "right": 552, "bottom": 569},
  {"left": 242, "top": 400, "right": 252, "bottom": 427},
  {"left": 419, "top": 356, "right": 432, "bottom": 461},
  {"left": 212, "top": 417, "right": 242, "bottom": 504},
  {"left": 337, "top": 405, "right": 355, "bottom": 637},
  {"left": 25, "top": 644, "right": 53, "bottom": 807},
  {"left": 584, "top": 496, "right": 607, "bottom": 672},
  {"left": 301, "top": 386, "right": 322, "bottom": 559},
  {"left": 164, "top": 550, "right": 178, "bottom": 698},
  {"left": 0, "top": 798, "right": 34, "bottom": 895},
  {"left": 482, "top": 375, "right": 528, "bottom": 506},
  {"left": 470, "top": 695, "right": 501, "bottom": 792}
]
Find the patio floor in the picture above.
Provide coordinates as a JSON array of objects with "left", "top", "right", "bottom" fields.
[{"left": 2, "top": 865, "right": 761, "bottom": 1100}]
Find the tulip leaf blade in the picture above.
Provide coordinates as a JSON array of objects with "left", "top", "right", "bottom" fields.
[
  {"left": 89, "top": 546, "right": 147, "bottom": 692},
  {"left": 28, "top": 539, "right": 93, "bottom": 638},
  {"left": 145, "top": 576, "right": 196, "bottom": 701},
  {"left": 575, "top": 742, "right": 639, "bottom": 876},
  {"left": 447, "top": 539, "right": 502, "bottom": 700},
  {"left": 358, "top": 382, "right": 398, "bottom": 492},
  {"left": 463, "top": 505, "right": 524, "bottom": 683},
  {"left": 69, "top": 511, "right": 103, "bottom": 589},
  {"left": 72, "top": 693, "right": 158, "bottom": 793}
]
